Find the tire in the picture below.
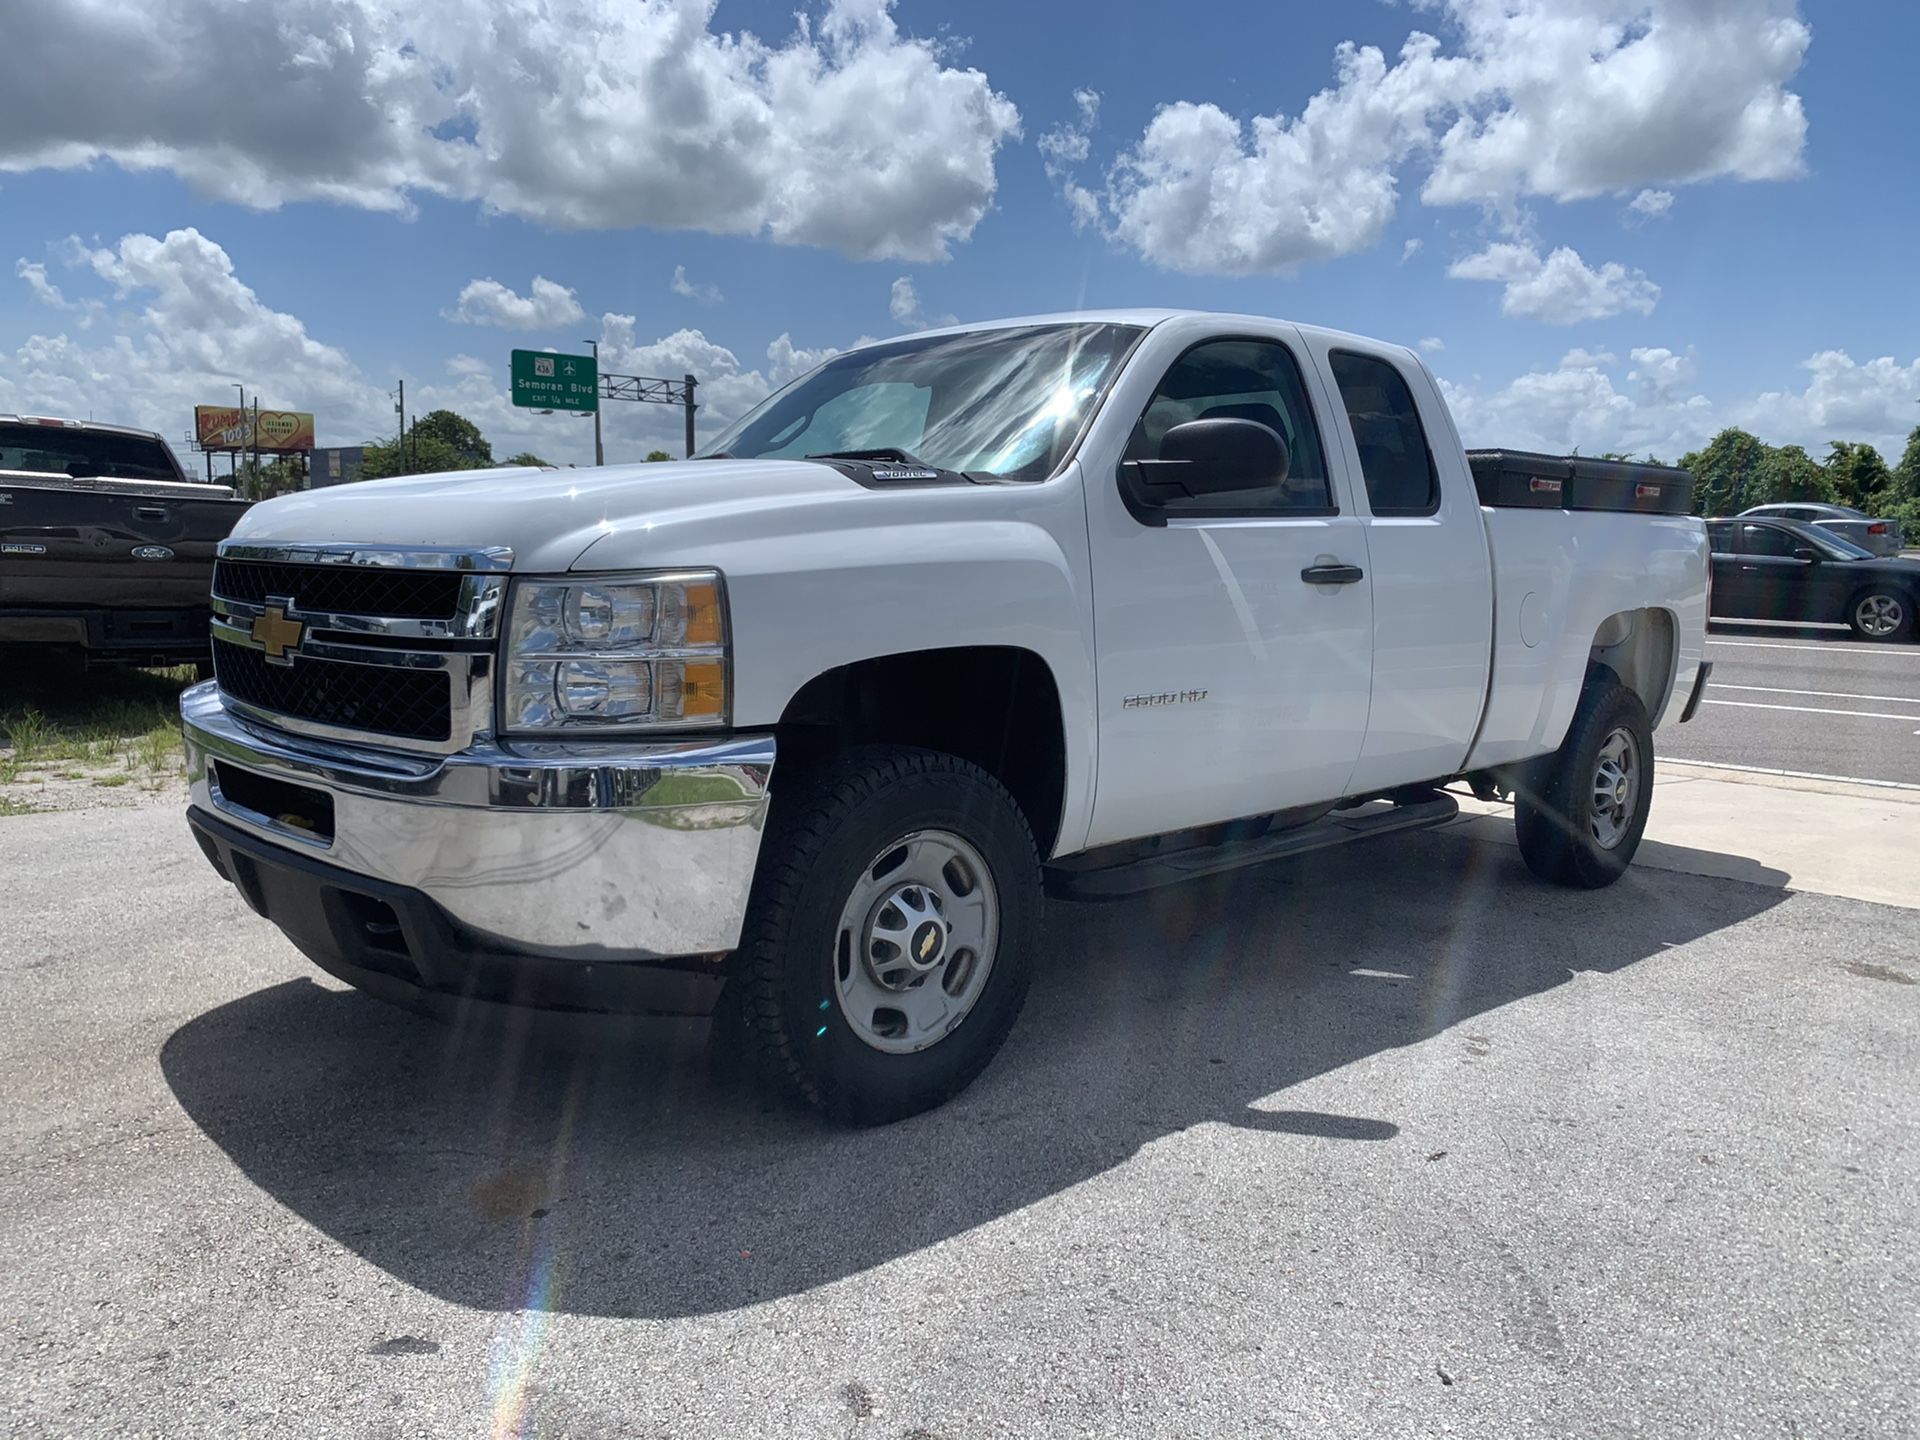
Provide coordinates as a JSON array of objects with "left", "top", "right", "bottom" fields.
[
  {"left": 737, "top": 745, "right": 1041, "bottom": 1125},
  {"left": 1846, "top": 587, "right": 1913, "bottom": 642},
  {"left": 1513, "top": 675, "right": 1654, "bottom": 889}
]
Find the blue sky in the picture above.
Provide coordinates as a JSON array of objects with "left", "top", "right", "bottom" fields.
[{"left": 0, "top": 0, "right": 1912, "bottom": 469}]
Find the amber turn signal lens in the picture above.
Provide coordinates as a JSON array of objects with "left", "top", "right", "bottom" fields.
[
  {"left": 678, "top": 659, "right": 727, "bottom": 719},
  {"left": 682, "top": 581, "right": 723, "bottom": 647}
]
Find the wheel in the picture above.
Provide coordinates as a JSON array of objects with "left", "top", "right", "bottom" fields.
[
  {"left": 1847, "top": 587, "right": 1912, "bottom": 642},
  {"left": 1513, "top": 675, "right": 1654, "bottom": 889},
  {"left": 738, "top": 745, "right": 1041, "bottom": 1125}
]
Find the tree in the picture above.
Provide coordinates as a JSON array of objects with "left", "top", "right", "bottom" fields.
[
  {"left": 1823, "top": 441, "right": 1894, "bottom": 511},
  {"left": 1893, "top": 425, "right": 1920, "bottom": 504},
  {"left": 229, "top": 454, "right": 309, "bottom": 500},
  {"left": 360, "top": 408, "right": 498, "bottom": 479},
  {"left": 503, "top": 451, "right": 551, "bottom": 467},
  {"left": 646, "top": 450, "right": 674, "bottom": 462},
  {"left": 1678, "top": 428, "right": 1769, "bottom": 516},
  {"left": 1756, "top": 444, "right": 1834, "bottom": 506}
]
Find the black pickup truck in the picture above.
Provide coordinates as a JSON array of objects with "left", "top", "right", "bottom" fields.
[{"left": 1, "top": 415, "right": 251, "bottom": 670}]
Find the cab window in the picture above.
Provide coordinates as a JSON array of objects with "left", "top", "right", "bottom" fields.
[
  {"left": 1328, "top": 351, "right": 1441, "bottom": 517},
  {"left": 1122, "top": 338, "right": 1332, "bottom": 516}
]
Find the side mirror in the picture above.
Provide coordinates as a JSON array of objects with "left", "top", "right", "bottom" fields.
[
  {"left": 1792, "top": 546, "right": 1819, "bottom": 561},
  {"left": 1127, "top": 418, "right": 1287, "bottom": 499}
]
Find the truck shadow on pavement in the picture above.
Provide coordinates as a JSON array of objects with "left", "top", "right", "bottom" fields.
[{"left": 160, "top": 830, "right": 1789, "bottom": 1320}]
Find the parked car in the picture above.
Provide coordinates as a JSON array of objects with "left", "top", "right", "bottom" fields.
[
  {"left": 1, "top": 415, "right": 251, "bottom": 670},
  {"left": 180, "top": 310, "right": 1711, "bottom": 1123},
  {"left": 1706, "top": 516, "right": 1919, "bottom": 640},
  {"left": 1737, "top": 501, "right": 1906, "bottom": 557}
]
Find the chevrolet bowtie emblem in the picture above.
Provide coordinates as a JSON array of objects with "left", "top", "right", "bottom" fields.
[{"left": 251, "top": 602, "right": 305, "bottom": 665}]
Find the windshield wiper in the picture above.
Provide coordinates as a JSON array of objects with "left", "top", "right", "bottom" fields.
[{"left": 803, "top": 447, "right": 931, "bottom": 466}]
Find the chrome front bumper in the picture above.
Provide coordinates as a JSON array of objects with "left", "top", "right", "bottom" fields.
[{"left": 180, "top": 681, "right": 774, "bottom": 961}]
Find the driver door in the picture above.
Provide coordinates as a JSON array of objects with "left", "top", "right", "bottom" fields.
[{"left": 1083, "top": 329, "right": 1374, "bottom": 846}]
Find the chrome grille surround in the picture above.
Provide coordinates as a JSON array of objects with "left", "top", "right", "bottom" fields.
[{"left": 210, "top": 542, "right": 511, "bottom": 756}]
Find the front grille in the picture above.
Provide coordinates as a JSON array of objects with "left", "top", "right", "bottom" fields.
[
  {"left": 213, "top": 638, "right": 451, "bottom": 742},
  {"left": 213, "top": 560, "right": 463, "bottom": 619}
]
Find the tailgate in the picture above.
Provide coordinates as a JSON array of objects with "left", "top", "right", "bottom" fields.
[{"left": 1, "top": 482, "right": 248, "bottom": 611}]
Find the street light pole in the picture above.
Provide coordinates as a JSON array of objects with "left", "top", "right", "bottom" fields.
[{"left": 586, "top": 339, "right": 604, "bottom": 466}]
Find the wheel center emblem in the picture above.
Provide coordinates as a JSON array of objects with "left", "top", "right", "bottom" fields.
[{"left": 910, "top": 920, "right": 945, "bottom": 969}]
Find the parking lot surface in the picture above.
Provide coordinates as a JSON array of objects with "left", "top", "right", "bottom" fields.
[
  {"left": 4, "top": 803, "right": 1916, "bottom": 1438},
  {"left": 1668, "top": 625, "right": 1920, "bottom": 786}
]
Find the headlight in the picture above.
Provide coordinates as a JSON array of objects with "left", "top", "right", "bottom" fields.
[{"left": 502, "top": 571, "right": 729, "bottom": 732}]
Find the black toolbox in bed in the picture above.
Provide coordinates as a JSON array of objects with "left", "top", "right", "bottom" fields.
[{"left": 1466, "top": 449, "right": 1694, "bottom": 515}]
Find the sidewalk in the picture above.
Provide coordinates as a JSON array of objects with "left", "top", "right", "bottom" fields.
[{"left": 1449, "top": 760, "right": 1920, "bottom": 910}]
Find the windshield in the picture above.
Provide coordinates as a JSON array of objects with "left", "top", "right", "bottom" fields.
[
  {"left": 0, "top": 423, "right": 182, "bottom": 482},
  {"left": 702, "top": 323, "right": 1144, "bottom": 480}
]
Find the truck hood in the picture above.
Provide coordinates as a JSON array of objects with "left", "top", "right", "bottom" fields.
[{"left": 227, "top": 458, "right": 864, "bottom": 573}]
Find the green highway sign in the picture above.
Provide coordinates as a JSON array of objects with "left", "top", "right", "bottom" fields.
[{"left": 510, "top": 348, "right": 598, "bottom": 412}]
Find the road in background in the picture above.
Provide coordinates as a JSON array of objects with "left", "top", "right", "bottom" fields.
[{"left": 1665, "top": 623, "right": 1920, "bottom": 785}]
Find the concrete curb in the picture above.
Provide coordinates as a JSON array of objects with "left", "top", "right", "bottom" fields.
[{"left": 1449, "top": 759, "right": 1920, "bottom": 910}]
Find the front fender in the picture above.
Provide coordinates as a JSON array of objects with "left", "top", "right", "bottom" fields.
[{"left": 569, "top": 470, "right": 1099, "bottom": 854}]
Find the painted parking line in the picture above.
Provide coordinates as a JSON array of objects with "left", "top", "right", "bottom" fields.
[
  {"left": 1713, "top": 683, "right": 1920, "bottom": 705},
  {"left": 1707, "top": 639, "right": 1920, "bottom": 658},
  {"left": 1701, "top": 699, "right": 1920, "bottom": 722}
]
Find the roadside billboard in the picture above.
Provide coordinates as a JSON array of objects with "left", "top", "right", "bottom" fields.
[{"left": 194, "top": 405, "right": 316, "bottom": 453}]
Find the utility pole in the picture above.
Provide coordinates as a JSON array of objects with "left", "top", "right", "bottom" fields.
[
  {"left": 251, "top": 395, "right": 259, "bottom": 485},
  {"left": 396, "top": 379, "right": 407, "bottom": 474},
  {"left": 586, "top": 340, "right": 604, "bottom": 466},
  {"left": 684, "top": 373, "right": 697, "bottom": 458},
  {"left": 232, "top": 382, "right": 245, "bottom": 482}
]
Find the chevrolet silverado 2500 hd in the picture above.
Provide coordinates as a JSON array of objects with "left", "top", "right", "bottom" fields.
[{"left": 181, "top": 311, "right": 1711, "bottom": 1123}]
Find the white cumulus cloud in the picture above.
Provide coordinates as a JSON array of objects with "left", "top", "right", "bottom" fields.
[
  {"left": 0, "top": 227, "right": 849, "bottom": 468},
  {"left": 1059, "top": 0, "right": 1809, "bottom": 275},
  {"left": 1418, "top": 336, "right": 1445, "bottom": 353},
  {"left": 670, "top": 265, "right": 723, "bottom": 305},
  {"left": 888, "top": 275, "right": 955, "bottom": 331},
  {"left": 1449, "top": 242, "right": 1660, "bottom": 323},
  {"left": 1629, "top": 188, "right": 1675, "bottom": 219},
  {"left": 449, "top": 275, "right": 586, "bottom": 330},
  {"left": 0, "top": 0, "right": 1021, "bottom": 263}
]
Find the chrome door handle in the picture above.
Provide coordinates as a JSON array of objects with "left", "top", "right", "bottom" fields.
[{"left": 1300, "top": 564, "right": 1364, "bottom": 585}]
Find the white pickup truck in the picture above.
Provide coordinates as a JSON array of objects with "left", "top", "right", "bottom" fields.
[{"left": 181, "top": 310, "right": 1711, "bottom": 1123}]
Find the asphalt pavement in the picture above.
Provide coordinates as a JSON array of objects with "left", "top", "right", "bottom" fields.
[
  {"left": 1664, "top": 622, "right": 1920, "bottom": 785},
  {"left": 4, "top": 802, "right": 1917, "bottom": 1438}
]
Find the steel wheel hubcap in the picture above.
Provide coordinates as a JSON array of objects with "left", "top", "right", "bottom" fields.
[
  {"left": 1857, "top": 595, "right": 1902, "bottom": 636},
  {"left": 834, "top": 829, "right": 999, "bottom": 1054},
  {"left": 1589, "top": 727, "right": 1639, "bottom": 850}
]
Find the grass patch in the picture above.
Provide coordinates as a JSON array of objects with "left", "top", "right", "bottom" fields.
[
  {"left": 0, "top": 795, "right": 39, "bottom": 816},
  {"left": 1, "top": 663, "right": 194, "bottom": 783},
  {"left": 93, "top": 773, "right": 132, "bottom": 789}
]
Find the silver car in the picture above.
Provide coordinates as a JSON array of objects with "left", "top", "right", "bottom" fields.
[{"left": 1738, "top": 502, "right": 1907, "bottom": 556}]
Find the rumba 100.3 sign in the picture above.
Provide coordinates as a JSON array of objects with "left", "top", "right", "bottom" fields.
[{"left": 510, "top": 349, "right": 598, "bottom": 412}]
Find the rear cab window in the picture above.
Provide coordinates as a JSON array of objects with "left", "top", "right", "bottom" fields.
[
  {"left": 0, "top": 423, "right": 183, "bottom": 483},
  {"left": 1327, "top": 352, "right": 1440, "bottom": 517}
]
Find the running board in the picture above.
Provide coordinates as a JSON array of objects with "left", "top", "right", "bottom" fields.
[{"left": 1045, "top": 794, "right": 1460, "bottom": 901}]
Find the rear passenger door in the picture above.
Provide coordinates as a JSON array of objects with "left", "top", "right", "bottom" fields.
[{"left": 1297, "top": 339, "right": 1494, "bottom": 793}]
